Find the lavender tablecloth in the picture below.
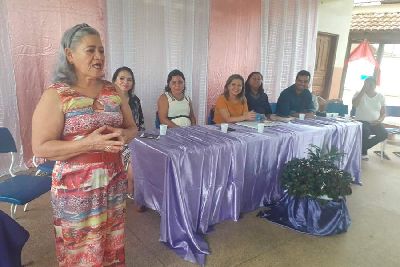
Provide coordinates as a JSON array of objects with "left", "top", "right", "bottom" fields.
[{"left": 129, "top": 117, "right": 362, "bottom": 265}]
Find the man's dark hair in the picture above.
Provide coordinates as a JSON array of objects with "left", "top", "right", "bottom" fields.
[{"left": 296, "top": 70, "right": 311, "bottom": 80}]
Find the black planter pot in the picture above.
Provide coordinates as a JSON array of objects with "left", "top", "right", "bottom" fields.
[{"left": 258, "top": 192, "right": 351, "bottom": 236}]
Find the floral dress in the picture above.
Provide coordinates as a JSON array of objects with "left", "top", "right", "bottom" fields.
[{"left": 50, "top": 81, "right": 127, "bottom": 266}]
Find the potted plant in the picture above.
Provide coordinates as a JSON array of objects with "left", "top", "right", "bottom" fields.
[{"left": 258, "top": 145, "right": 352, "bottom": 236}]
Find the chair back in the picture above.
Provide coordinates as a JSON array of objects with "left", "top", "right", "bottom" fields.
[
  {"left": 207, "top": 107, "right": 215, "bottom": 125},
  {"left": 155, "top": 111, "right": 160, "bottom": 129},
  {"left": 0, "top": 127, "right": 52, "bottom": 216},
  {"left": 0, "top": 128, "right": 17, "bottom": 153},
  {"left": 270, "top": 103, "right": 277, "bottom": 114}
]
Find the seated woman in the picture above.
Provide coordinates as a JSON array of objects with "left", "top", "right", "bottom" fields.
[
  {"left": 213, "top": 74, "right": 256, "bottom": 124},
  {"left": 112, "top": 67, "right": 144, "bottom": 207},
  {"left": 112, "top": 67, "right": 145, "bottom": 131},
  {"left": 245, "top": 72, "right": 272, "bottom": 119},
  {"left": 157, "top": 69, "right": 196, "bottom": 127}
]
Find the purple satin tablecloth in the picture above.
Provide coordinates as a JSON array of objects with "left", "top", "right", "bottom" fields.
[{"left": 129, "top": 117, "right": 362, "bottom": 265}]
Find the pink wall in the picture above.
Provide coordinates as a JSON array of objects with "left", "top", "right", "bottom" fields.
[
  {"left": 207, "top": 0, "right": 261, "bottom": 112},
  {"left": 6, "top": 0, "right": 106, "bottom": 162}
]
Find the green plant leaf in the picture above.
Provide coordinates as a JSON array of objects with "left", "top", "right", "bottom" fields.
[{"left": 280, "top": 144, "right": 352, "bottom": 200}]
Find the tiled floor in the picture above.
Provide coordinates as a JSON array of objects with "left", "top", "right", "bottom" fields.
[{"left": 1, "top": 143, "right": 399, "bottom": 266}]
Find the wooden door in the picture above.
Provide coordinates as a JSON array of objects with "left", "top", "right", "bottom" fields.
[{"left": 313, "top": 32, "right": 338, "bottom": 100}]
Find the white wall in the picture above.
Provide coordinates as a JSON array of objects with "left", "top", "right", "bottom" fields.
[
  {"left": 317, "top": 0, "right": 354, "bottom": 68},
  {"left": 354, "top": 3, "right": 400, "bottom": 13}
]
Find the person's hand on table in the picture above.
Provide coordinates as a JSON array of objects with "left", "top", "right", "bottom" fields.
[
  {"left": 245, "top": 111, "right": 256, "bottom": 121},
  {"left": 305, "top": 112, "right": 316, "bottom": 119}
]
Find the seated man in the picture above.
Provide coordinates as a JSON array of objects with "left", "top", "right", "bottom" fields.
[
  {"left": 352, "top": 77, "right": 388, "bottom": 160},
  {"left": 276, "top": 70, "right": 315, "bottom": 118}
]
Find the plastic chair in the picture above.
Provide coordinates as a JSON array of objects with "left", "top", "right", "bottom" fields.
[
  {"left": 351, "top": 108, "right": 387, "bottom": 160},
  {"left": 0, "top": 128, "right": 51, "bottom": 218},
  {"left": 270, "top": 103, "right": 277, "bottom": 114},
  {"left": 32, "top": 156, "right": 55, "bottom": 176},
  {"left": 155, "top": 111, "right": 161, "bottom": 129},
  {"left": 207, "top": 107, "right": 215, "bottom": 125}
]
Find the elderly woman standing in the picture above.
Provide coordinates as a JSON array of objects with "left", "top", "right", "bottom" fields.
[{"left": 32, "top": 23, "right": 137, "bottom": 266}]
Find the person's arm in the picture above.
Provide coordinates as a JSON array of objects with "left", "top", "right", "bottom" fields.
[
  {"left": 352, "top": 88, "right": 365, "bottom": 108},
  {"left": 264, "top": 93, "right": 273, "bottom": 118},
  {"left": 137, "top": 98, "right": 145, "bottom": 131},
  {"left": 378, "top": 105, "right": 386, "bottom": 122},
  {"left": 304, "top": 91, "right": 316, "bottom": 113},
  {"left": 188, "top": 99, "right": 197, "bottom": 125},
  {"left": 157, "top": 94, "right": 179, "bottom": 128},
  {"left": 217, "top": 99, "right": 255, "bottom": 123},
  {"left": 276, "top": 91, "right": 290, "bottom": 117},
  {"left": 372, "top": 98, "right": 386, "bottom": 125},
  {"left": 110, "top": 86, "right": 138, "bottom": 143},
  {"left": 304, "top": 91, "right": 316, "bottom": 118},
  {"left": 32, "top": 88, "right": 124, "bottom": 161}
]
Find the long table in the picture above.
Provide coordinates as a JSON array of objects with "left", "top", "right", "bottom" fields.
[{"left": 129, "top": 117, "right": 362, "bottom": 265}]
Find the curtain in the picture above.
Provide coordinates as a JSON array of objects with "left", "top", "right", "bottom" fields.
[
  {"left": 0, "top": 0, "right": 318, "bottom": 175},
  {"left": 261, "top": 0, "right": 318, "bottom": 102},
  {"left": 0, "top": 0, "right": 24, "bottom": 176},
  {"left": 106, "top": 0, "right": 210, "bottom": 127},
  {"left": 2, "top": 0, "right": 106, "bottom": 170},
  {"left": 207, "top": 0, "right": 262, "bottom": 114}
]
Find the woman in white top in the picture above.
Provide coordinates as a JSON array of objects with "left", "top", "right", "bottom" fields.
[
  {"left": 157, "top": 69, "right": 197, "bottom": 127},
  {"left": 352, "top": 77, "right": 388, "bottom": 159}
]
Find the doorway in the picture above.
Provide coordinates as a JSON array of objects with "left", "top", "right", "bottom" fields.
[{"left": 313, "top": 32, "right": 338, "bottom": 100}]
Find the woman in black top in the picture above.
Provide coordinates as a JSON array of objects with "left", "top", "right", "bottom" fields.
[
  {"left": 112, "top": 66, "right": 145, "bottom": 131},
  {"left": 112, "top": 67, "right": 145, "bottom": 210},
  {"left": 244, "top": 72, "right": 272, "bottom": 118}
]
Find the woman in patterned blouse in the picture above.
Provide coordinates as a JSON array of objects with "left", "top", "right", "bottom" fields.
[{"left": 32, "top": 23, "right": 137, "bottom": 266}]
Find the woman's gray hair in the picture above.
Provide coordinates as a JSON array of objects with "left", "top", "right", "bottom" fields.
[{"left": 52, "top": 23, "right": 100, "bottom": 85}]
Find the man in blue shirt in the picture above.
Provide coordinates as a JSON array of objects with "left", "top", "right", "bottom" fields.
[{"left": 276, "top": 70, "right": 316, "bottom": 118}]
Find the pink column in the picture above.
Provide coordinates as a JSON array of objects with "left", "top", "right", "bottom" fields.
[{"left": 207, "top": 0, "right": 261, "bottom": 114}]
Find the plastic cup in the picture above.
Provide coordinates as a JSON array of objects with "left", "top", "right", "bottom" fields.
[
  {"left": 221, "top": 123, "right": 229, "bottom": 133},
  {"left": 344, "top": 114, "right": 350, "bottom": 121},
  {"left": 257, "top": 123, "right": 265, "bottom": 133},
  {"left": 326, "top": 113, "right": 333, "bottom": 118},
  {"left": 159, "top": 124, "right": 167, "bottom": 135},
  {"left": 332, "top": 113, "right": 339, "bottom": 118},
  {"left": 298, "top": 113, "right": 305, "bottom": 120}
]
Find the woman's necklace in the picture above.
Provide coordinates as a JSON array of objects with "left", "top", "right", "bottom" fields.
[{"left": 169, "top": 92, "right": 184, "bottom": 101}]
